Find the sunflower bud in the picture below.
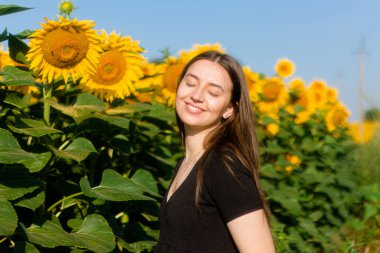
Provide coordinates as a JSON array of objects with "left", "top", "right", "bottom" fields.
[{"left": 59, "top": 1, "right": 75, "bottom": 17}]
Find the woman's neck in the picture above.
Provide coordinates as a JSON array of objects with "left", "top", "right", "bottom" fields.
[{"left": 184, "top": 126, "right": 213, "bottom": 160}]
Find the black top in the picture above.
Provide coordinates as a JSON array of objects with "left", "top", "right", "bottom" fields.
[{"left": 154, "top": 151, "right": 263, "bottom": 253}]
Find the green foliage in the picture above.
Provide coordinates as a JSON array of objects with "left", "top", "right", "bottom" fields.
[
  {"left": 1, "top": 4, "right": 378, "bottom": 252},
  {"left": 259, "top": 108, "right": 361, "bottom": 252}
]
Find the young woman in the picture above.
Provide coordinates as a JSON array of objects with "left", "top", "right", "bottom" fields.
[{"left": 154, "top": 51, "right": 275, "bottom": 253}]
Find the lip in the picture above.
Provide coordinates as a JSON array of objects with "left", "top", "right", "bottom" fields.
[{"left": 184, "top": 101, "right": 205, "bottom": 114}]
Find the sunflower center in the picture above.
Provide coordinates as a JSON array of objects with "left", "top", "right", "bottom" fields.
[
  {"left": 163, "top": 63, "right": 185, "bottom": 92},
  {"left": 263, "top": 82, "right": 281, "bottom": 101},
  {"left": 91, "top": 50, "right": 126, "bottom": 85},
  {"left": 42, "top": 27, "right": 89, "bottom": 68}
]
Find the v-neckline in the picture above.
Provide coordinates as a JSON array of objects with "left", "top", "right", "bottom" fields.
[{"left": 165, "top": 158, "right": 198, "bottom": 204}]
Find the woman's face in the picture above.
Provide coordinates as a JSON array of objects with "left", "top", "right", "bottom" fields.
[{"left": 175, "top": 59, "right": 234, "bottom": 132}]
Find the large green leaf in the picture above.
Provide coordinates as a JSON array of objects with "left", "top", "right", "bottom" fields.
[
  {"left": 3, "top": 92, "right": 31, "bottom": 109},
  {"left": 131, "top": 169, "right": 160, "bottom": 197},
  {"left": 8, "top": 117, "right": 63, "bottom": 137},
  {"left": 50, "top": 93, "right": 106, "bottom": 120},
  {"left": 0, "top": 4, "right": 32, "bottom": 16},
  {"left": 0, "top": 128, "right": 51, "bottom": 172},
  {"left": 24, "top": 214, "right": 115, "bottom": 253},
  {"left": 25, "top": 217, "right": 73, "bottom": 248},
  {"left": 0, "top": 65, "right": 34, "bottom": 86},
  {"left": 80, "top": 169, "right": 153, "bottom": 201},
  {"left": 0, "top": 199, "right": 18, "bottom": 236},
  {"left": 8, "top": 33, "right": 29, "bottom": 63},
  {"left": 14, "top": 188, "right": 45, "bottom": 210},
  {"left": 0, "top": 168, "right": 43, "bottom": 200},
  {"left": 54, "top": 137, "right": 96, "bottom": 162},
  {"left": 86, "top": 113, "right": 130, "bottom": 130},
  {"left": 72, "top": 214, "right": 115, "bottom": 253}
]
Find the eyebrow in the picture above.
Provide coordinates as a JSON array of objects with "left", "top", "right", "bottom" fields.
[{"left": 185, "top": 73, "right": 224, "bottom": 92}]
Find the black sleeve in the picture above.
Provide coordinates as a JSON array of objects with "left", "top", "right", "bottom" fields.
[{"left": 204, "top": 152, "right": 263, "bottom": 223}]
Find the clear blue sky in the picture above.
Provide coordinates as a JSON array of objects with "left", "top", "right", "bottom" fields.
[{"left": 2, "top": 0, "right": 380, "bottom": 121}]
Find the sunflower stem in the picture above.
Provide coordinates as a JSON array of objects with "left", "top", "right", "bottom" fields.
[
  {"left": 43, "top": 85, "right": 52, "bottom": 125},
  {"left": 47, "top": 192, "right": 83, "bottom": 212}
]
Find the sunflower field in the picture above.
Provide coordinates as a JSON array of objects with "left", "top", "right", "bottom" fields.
[{"left": 1, "top": 3, "right": 379, "bottom": 253}]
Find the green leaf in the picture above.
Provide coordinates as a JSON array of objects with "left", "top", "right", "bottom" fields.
[
  {"left": 72, "top": 214, "right": 115, "bottom": 253},
  {"left": 0, "top": 28, "right": 7, "bottom": 42},
  {"left": 364, "top": 203, "right": 378, "bottom": 220},
  {"left": 131, "top": 169, "right": 160, "bottom": 197},
  {"left": 0, "top": 199, "right": 18, "bottom": 236},
  {"left": 54, "top": 137, "right": 96, "bottom": 162},
  {"left": 3, "top": 92, "right": 31, "bottom": 109},
  {"left": 24, "top": 214, "right": 115, "bottom": 252},
  {"left": 50, "top": 93, "right": 106, "bottom": 120},
  {"left": 122, "top": 240, "right": 157, "bottom": 253},
  {"left": 88, "top": 113, "right": 130, "bottom": 130},
  {"left": 260, "top": 164, "right": 283, "bottom": 179},
  {"left": 8, "top": 33, "right": 29, "bottom": 63},
  {"left": 80, "top": 169, "right": 153, "bottom": 201},
  {"left": 0, "top": 4, "right": 32, "bottom": 16},
  {"left": 22, "top": 151, "right": 51, "bottom": 173},
  {"left": 105, "top": 103, "right": 152, "bottom": 115},
  {"left": 8, "top": 118, "right": 62, "bottom": 137},
  {"left": 0, "top": 168, "right": 43, "bottom": 200},
  {"left": 0, "top": 65, "right": 34, "bottom": 86},
  {"left": 15, "top": 29, "right": 33, "bottom": 39},
  {"left": 0, "top": 128, "right": 51, "bottom": 172},
  {"left": 14, "top": 188, "right": 45, "bottom": 210},
  {"left": 24, "top": 217, "right": 73, "bottom": 248},
  {"left": 14, "top": 241, "right": 40, "bottom": 253}
]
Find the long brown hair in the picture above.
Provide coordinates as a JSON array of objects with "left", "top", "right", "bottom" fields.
[{"left": 175, "top": 51, "right": 270, "bottom": 221}]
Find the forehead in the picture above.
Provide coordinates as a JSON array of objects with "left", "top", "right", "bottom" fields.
[{"left": 185, "top": 59, "right": 232, "bottom": 89}]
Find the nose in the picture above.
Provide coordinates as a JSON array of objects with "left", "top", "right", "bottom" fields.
[{"left": 190, "top": 86, "right": 204, "bottom": 102}]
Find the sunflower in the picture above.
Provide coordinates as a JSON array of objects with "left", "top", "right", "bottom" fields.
[
  {"left": 285, "top": 154, "right": 301, "bottom": 173},
  {"left": 266, "top": 123, "right": 279, "bottom": 136},
  {"left": 243, "top": 66, "right": 262, "bottom": 103},
  {"left": 349, "top": 121, "right": 380, "bottom": 143},
  {"left": 286, "top": 77, "right": 315, "bottom": 116},
  {"left": 180, "top": 43, "right": 225, "bottom": 62},
  {"left": 325, "top": 103, "right": 350, "bottom": 132},
  {"left": 155, "top": 56, "right": 187, "bottom": 107},
  {"left": 308, "top": 79, "right": 328, "bottom": 110},
  {"left": 79, "top": 31, "right": 145, "bottom": 102},
  {"left": 59, "top": 1, "right": 75, "bottom": 16},
  {"left": 326, "top": 87, "right": 338, "bottom": 104},
  {"left": 275, "top": 58, "right": 295, "bottom": 78},
  {"left": 256, "top": 77, "right": 289, "bottom": 113},
  {"left": 26, "top": 16, "right": 102, "bottom": 84}
]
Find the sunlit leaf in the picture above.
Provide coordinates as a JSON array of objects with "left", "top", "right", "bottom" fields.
[
  {"left": 54, "top": 138, "right": 96, "bottom": 162},
  {"left": 8, "top": 118, "right": 63, "bottom": 137},
  {"left": 0, "top": 65, "right": 34, "bottom": 86},
  {"left": 72, "top": 214, "right": 115, "bottom": 253},
  {"left": 80, "top": 169, "right": 153, "bottom": 201},
  {"left": 131, "top": 169, "right": 160, "bottom": 197}
]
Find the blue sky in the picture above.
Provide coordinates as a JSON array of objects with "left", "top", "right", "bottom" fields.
[{"left": 2, "top": 0, "right": 380, "bottom": 121}]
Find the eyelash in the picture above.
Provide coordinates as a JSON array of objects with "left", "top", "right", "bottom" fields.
[
  {"left": 208, "top": 91, "right": 219, "bottom": 97},
  {"left": 185, "top": 82, "right": 220, "bottom": 97}
]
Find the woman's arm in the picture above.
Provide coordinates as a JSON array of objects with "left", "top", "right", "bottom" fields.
[{"left": 227, "top": 209, "right": 276, "bottom": 253}]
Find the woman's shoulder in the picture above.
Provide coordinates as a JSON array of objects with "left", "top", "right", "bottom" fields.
[{"left": 203, "top": 148, "right": 251, "bottom": 179}]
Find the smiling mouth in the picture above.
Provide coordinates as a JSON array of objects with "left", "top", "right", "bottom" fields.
[{"left": 185, "top": 102, "right": 204, "bottom": 113}]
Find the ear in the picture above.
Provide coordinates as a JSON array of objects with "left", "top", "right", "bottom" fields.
[{"left": 222, "top": 104, "right": 234, "bottom": 119}]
